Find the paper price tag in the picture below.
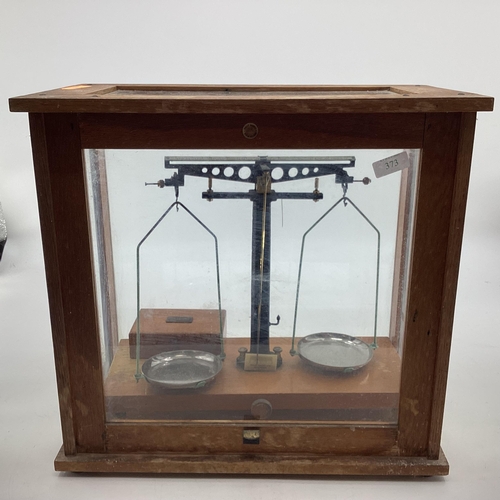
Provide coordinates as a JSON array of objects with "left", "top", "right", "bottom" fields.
[{"left": 372, "top": 151, "right": 410, "bottom": 179}]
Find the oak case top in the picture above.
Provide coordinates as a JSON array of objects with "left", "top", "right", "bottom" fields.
[{"left": 9, "top": 84, "right": 493, "bottom": 114}]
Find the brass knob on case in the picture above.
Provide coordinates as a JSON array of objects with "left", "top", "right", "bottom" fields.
[
  {"left": 242, "top": 123, "right": 258, "bottom": 139},
  {"left": 251, "top": 398, "right": 273, "bottom": 419}
]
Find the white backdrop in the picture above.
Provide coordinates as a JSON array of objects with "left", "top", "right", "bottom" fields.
[{"left": 1, "top": 1, "right": 499, "bottom": 499}]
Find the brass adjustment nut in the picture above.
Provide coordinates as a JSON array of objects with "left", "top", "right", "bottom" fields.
[{"left": 236, "top": 347, "right": 248, "bottom": 367}]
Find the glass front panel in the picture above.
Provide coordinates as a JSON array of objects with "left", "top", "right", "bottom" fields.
[{"left": 84, "top": 148, "right": 419, "bottom": 424}]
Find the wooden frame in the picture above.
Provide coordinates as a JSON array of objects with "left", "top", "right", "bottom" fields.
[{"left": 10, "top": 85, "right": 493, "bottom": 475}]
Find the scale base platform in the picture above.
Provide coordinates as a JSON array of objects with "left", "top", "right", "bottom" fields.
[{"left": 104, "top": 337, "right": 401, "bottom": 423}]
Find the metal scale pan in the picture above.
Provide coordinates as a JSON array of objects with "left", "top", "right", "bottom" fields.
[
  {"left": 142, "top": 350, "right": 223, "bottom": 389},
  {"left": 291, "top": 195, "right": 380, "bottom": 373},
  {"left": 135, "top": 200, "right": 225, "bottom": 388},
  {"left": 297, "top": 333, "right": 373, "bottom": 373}
]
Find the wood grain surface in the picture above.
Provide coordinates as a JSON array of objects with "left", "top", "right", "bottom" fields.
[
  {"left": 54, "top": 445, "right": 449, "bottom": 475},
  {"left": 104, "top": 337, "right": 400, "bottom": 421},
  {"left": 31, "top": 113, "right": 106, "bottom": 453},
  {"left": 397, "top": 113, "right": 465, "bottom": 457},
  {"left": 10, "top": 84, "right": 493, "bottom": 114},
  {"left": 128, "top": 308, "right": 226, "bottom": 358},
  {"left": 78, "top": 112, "right": 425, "bottom": 150}
]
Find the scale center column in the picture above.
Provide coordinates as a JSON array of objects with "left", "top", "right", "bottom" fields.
[{"left": 250, "top": 190, "right": 273, "bottom": 354}]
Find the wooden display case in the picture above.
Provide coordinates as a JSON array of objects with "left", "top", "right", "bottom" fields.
[{"left": 9, "top": 84, "right": 493, "bottom": 476}]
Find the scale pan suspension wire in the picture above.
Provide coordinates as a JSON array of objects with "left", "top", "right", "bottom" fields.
[
  {"left": 134, "top": 200, "right": 224, "bottom": 380},
  {"left": 290, "top": 196, "right": 381, "bottom": 356}
]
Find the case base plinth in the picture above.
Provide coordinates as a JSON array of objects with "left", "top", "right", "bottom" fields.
[{"left": 54, "top": 446, "right": 449, "bottom": 476}]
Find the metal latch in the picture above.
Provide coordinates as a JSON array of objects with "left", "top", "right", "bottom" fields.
[{"left": 243, "top": 429, "right": 260, "bottom": 445}]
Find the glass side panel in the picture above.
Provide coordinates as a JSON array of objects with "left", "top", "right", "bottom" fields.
[{"left": 84, "top": 149, "right": 419, "bottom": 424}]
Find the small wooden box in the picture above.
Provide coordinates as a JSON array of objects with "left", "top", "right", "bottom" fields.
[{"left": 128, "top": 308, "right": 226, "bottom": 359}]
